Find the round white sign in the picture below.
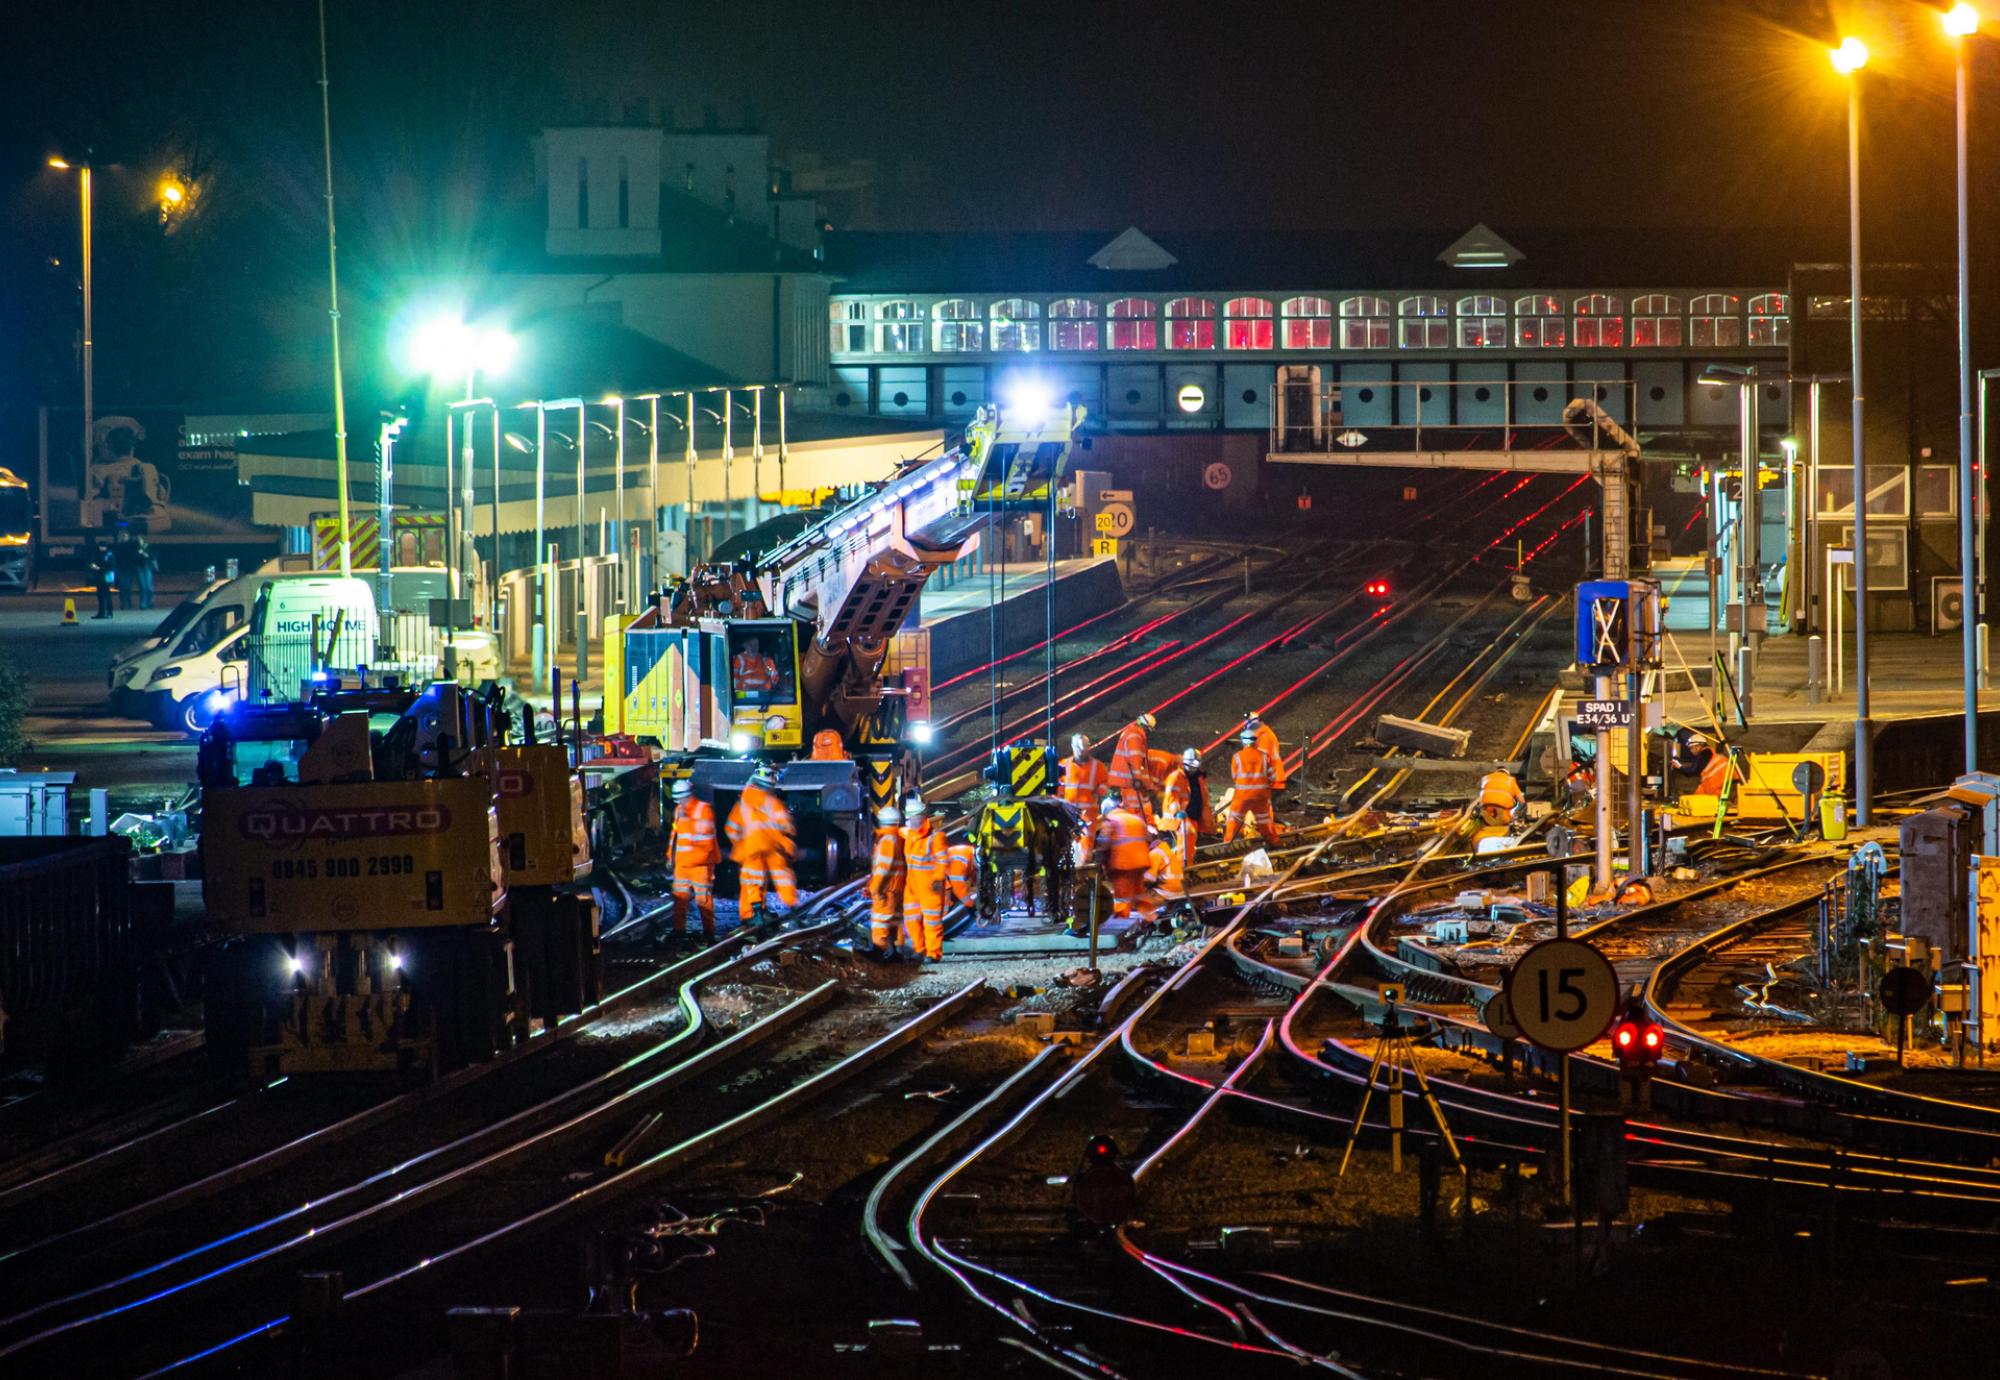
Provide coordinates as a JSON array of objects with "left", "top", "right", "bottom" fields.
[
  {"left": 1203, "top": 462, "right": 1232, "bottom": 491},
  {"left": 1176, "top": 382, "right": 1207, "bottom": 413},
  {"left": 1503, "top": 938, "right": 1620, "bottom": 1052}
]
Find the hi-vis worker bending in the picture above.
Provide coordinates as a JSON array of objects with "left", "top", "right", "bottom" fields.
[
  {"left": 902, "top": 819, "right": 948, "bottom": 959},
  {"left": 670, "top": 795, "right": 721, "bottom": 936},
  {"left": 1476, "top": 770, "right": 1526, "bottom": 824},
  {"left": 1107, "top": 720, "right": 1154, "bottom": 812},
  {"left": 1061, "top": 752, "right": 1109, "bottom": 825},
  {"left": 726, "top": 782, "right": 799, "bottom": 918},
  {"left": 946, "top": 842, "right": 978, "bottom": 907},
  {"left": 1223, "top": 743, "right": 1279, "bottom": 843},
  {"left": 1145, "top": 836, "right": 1185, "bottom": 922},
  {"left": 1092, "top": 804, "right": 1151, "bottom": 920},
  {"left": 868, "top": 824, "right": 907, "bottom": 951}
]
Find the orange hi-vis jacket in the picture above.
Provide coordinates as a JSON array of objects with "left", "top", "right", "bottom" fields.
[
  {"left": 1107, "top": 723, "right": 1152, "bottom": 792},
  {"left": 1478, "top": 771, "right": 1525, "bottom": 814},
  {"left": 1093, "top": 807, "right": 1151, "bottom": 871},
  {"left": 810, "top": 728, "right": 847, "bottom": 761},
  {"left": 671, "top": 797, "right": 721, "bottom": 876},
  {"left": 1149, "top": 840, "right": 1185, "bottom": 897},
  {"left": 868, "top": 826, "right": 905, "bottom": 899},
  {"left": 1697, "top": 752, "right": 1732, "bottom": 796},
  {"left": 1252, "top": 722, "right": 1287, "bottom": 789},
  {"left": 946, "top": 842, "right": 977, "bottom": 904},
  {"left": 725, "top": 783, "right": 796, "bottom": 863},
  {"left": 1231, "top": 744, "right": 1275, "bottom": 794},
  {"left": 1061, "top": 755, "right": 1109, "bottom": 810},
  {"left": 902, "top": 820, "right": 947, "bottom": 898},
  {"left": 733, "top": 651, "right": 779, "bottom": 692}
]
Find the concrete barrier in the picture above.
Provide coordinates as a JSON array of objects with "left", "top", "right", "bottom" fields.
[{"left": 923, "top": 559, "right": 1125, "bottom": 684}]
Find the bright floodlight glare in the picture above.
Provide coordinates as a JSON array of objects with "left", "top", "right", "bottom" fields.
[
  {"left": 410, "top": 315, "right": 475, "bottom": 375},
  {"left": 47, "top": 155, "right": 69, "bottom": 170},
  {"left": 287, "top": 955, "right": 305, "bottom": 976},
  {"left": 159, "top": 181, "right": 184, "bottom": 205},
  {"left": 1005, "top": 380, "right": 1054, "bottom": 423},
  {"left": 730, "top": 731, "right": 755, "bottom": 754},
  {"left": 908, "top": 719, "right": 934, "bottom": 746},
  {"left": 1830, "top": 36, "right": 1869, "bottom": 73},
  {"left": 1945, "top": 4, "right": 1980, "bottom": 36},
  {"left": 476, "top": 327, "right": 516, "bottom": 376}
]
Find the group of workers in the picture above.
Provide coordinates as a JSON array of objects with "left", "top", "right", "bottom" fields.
[
  {"left": 666, "top": 767, "right": 802, "bottom": 941},
  {"left": 865, "top": 797, "right": 978, "bottom": 961},
  {"left": 1058, "top": 710, "right": 1291, "bottom": 927}
]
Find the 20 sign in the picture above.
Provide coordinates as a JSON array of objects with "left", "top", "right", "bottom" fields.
[{"left": 1503, "top": 938, "right": 1620, "bottom": 1052}]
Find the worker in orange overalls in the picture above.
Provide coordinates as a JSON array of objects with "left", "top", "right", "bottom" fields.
[
  {"left": 867, "top": 806, "right": 908, "bottom": 959},
  {"left": 732, "top": 636, "right": 780, "bottom": 698},
  {"left": 668, "top": 778, "right": 720, "bottom": 941},
  {"left": 946, "top": 839, "right": 978, "bottom": 909},
  {"left": 1059, "top": 733, "right": 1110, "bottom": 836},
  {"left": 1107, "top": 712, "right": 1157, "bottom": 813},
  {"left": 1159, "top": 747, "right": 1213, "bottom": 859},
  {"left": 901, "top": 796, "right": 948, "bottom": 961},
  {"left": 1093, "top": 791, "right": 1152, "bottom": 922},
  {"left": 1244, "top": 712, "right": 1287, "bottom": 792},
  {"left": 810, "top": 728, "right": 847, "bottom": 761},
  {"left": 1223, "top": 727, "right": 1279, "bottom": 843},
  {"left": 1476, "top": 770, "right": 1526, "bottom": 827},
  {"left": 1144, "top": 826, "right": 1185, "bottom": 926},
  {"left": 725, "top": 766, "right": 798, "bottom": 923}
]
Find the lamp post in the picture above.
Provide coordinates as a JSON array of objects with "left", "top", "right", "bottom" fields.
[
  {"left": 46, "top": 156, "right": 92, "bottom": 492},
  {"left": 635, "top": 393, "right": 662, "bottom": 591},
  {"left": 1947, "top": 3, "right": 1982, "bottom": 775},
  {"left": 376, "top": 414, "right": 408, "bottom": 611},
  {"left": 1832, "top": 34, "right": 1873, "bottom": 826}
]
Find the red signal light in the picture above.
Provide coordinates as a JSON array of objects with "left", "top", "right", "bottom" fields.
[
  {"left": 1366, "top": 579, "right": 1391, "bottom": 597},
  {"left": 1610, "top": 1000, "right": 1664, "bottom": 1070}
]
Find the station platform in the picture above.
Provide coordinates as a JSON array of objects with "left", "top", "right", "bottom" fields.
[{"left": 917, "top": 555, "right": 1124, "bottom": 683}]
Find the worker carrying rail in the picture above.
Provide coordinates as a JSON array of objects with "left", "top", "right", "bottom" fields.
[
  {"left": 1060, "top": 733, "right": 1110, "bottom": 834},
  {"left": 867, "top": 806, "right": 907, "bottom": 959},
  {"left": 1093, "top": 788, "right": 1152, "bottom": 922},
  {"left": 1244, "top": 713, "right": 1287, "bottom": 792},
  {"left": 669, "top": 778, "right": 721, "bottom": 942},
  {"left": 901, "top": 796, "right": 948, "bottom": 962},
  {"left": 726, "top": 766, "right": 799, "bottom": 924},
  {"left": 1223, "top": 727, "right": 1281, "bottom": 843},
  {"left": 1107, "top": 713, "right": 1158, "bottom": 814}
]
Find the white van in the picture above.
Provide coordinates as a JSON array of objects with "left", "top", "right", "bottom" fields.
[
  {"left": 139, "top": 569, "right": 502, "bottom": 735},
  {"left": 107, "top": 556, "right": 313, "bottom": 712}
]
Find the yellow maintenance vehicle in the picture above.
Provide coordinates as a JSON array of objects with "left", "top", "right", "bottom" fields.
[
  {"left": 198, "top": 681, "right": 596, "bottom": 1077},
  {"left": 601, "top": 399, "right": 1088, "bottom": 891}
]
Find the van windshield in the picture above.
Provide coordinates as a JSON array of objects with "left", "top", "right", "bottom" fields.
[
  {"left": 147, "top": 591, "right": 209, "bottom": 643},
  {"left": 173, "top": 604, "right": 245, "bottom": 656}
]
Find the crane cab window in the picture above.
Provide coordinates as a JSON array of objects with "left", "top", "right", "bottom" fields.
[{"left": 727, "top": 626, "right": 796, "bottom": 706}]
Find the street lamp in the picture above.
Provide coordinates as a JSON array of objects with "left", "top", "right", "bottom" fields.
[
  {"left": 47, "top": 155, "right": 92, "bottom": 489},
  {"left": 1945, "top": 4, "right": 1981, "bottom": 778},
  {"left": 1831, "top": 34, "right": 1872, "bottom": 825},
  {"left": 408, "top": 315, "right": 514, "bottom": 617},
  {"left": 376, "top": 414, "right": 409, "bottom": 610}
]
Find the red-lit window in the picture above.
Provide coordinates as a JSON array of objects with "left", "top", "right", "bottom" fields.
[
  {"left": 1514, "top": 295, "right": 1565, "bottom": 348},
  {"left": 1456, "top": 295, "right": 1505, "bottom": 348},
  {"left": 1398, "top": 296, "right": 1448, "bottom": 348},
  {"left": 1339, "top": 296, "right": 1390, "bottom": 350},
  {"left": 1690, "top": 293, "right": 1742, "bottom": 348},
  {"left": 933, "top": 298, "right": 985, "bottom": 353},
  {"left": 1631, "top": 294, "right": 1683, "bottom": 347},
  {"left": 1224, "top": 297, "right": 1274, "bottom": 349},
  {"left": 1281, "top": 296, "right": 1333, "bottom": 349},
  {"left": 1165, "top": 297, "right": 1215, "bottom": 350},
  {"left": 1573, "top": 294, "right": 1624, "bottom": 348},
  {"left": 1748, "top": 293, "right": 1790, "bottom": 347},
  {"left": 1107, "top": 298, "right": 1158, "bottom": 350},
  {"left": 1049, "top": 298, "right": 1100, "bottom": 351},
  {"left": 990, "top": 298, "right": 1041, "bottom": 352}
]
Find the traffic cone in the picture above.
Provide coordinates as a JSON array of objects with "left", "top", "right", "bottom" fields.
[{"left": 61, "top": 598, "right": 78, "bottom": 627}]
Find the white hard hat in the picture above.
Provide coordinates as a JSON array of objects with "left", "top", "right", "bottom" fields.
[
  {"left": 1239, "top": 728, "right": 1257, "bottom": 744},
  {"left": 903, "top": 795, "right": 927, "bottom": 818},
  {"left": 1181, "top": 747, "right": 1200, "bottom": 767},
  {"left": 671, "top": 779, "right": 692, "bottom": 799},
  {"left": 877, "top": 807, "right": 903, "bottom": 827},
  {"left": 1071, "top": 733, "right": 1088, "bottom": 757}
]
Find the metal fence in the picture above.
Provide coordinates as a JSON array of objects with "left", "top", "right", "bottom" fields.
[{"left": 243, "top": 611, "right": 462, "bottom": 700}]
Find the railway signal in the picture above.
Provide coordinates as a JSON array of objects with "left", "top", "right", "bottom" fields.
[{"left": 1609, "top": 997, "right": 1665, "bottom": 1107}]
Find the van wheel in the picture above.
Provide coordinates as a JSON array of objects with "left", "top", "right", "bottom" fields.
[{"left": 177, "top": 695, "right": 215, "bottom": 739}]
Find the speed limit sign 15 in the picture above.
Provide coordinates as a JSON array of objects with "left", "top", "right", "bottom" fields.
[{"left": 1503, "top": 938, "right": 1619, "bottom": 1052}]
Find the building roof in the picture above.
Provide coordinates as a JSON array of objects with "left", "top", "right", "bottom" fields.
[
  {"left": 498, "top": 184, "right": 826, "bottom": 277},
  {"left": 823, "top": 224, "right": 1825, "bottom": 295}
]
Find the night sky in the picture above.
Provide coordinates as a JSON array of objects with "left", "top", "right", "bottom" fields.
[{"left": 1, "top": 0, "right": 1992, "bottom": 411}]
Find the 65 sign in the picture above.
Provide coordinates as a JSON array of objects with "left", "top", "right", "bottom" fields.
[{"left": 1504, "top": 938, "right": 1620, "bottom": 1052}]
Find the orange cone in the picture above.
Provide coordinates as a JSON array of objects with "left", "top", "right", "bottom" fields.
[{"left": 61, "top": 598, "right": 78, "bottom": 627}]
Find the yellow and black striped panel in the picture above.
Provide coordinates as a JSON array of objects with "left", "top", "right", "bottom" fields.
[
  {"left": 1000, "top": 743, "right": 1052, "bottom": 799},
  {"left": 862, "top": 759, "right": 899, "bottom": 814},
  {"left": 978, "top": 800, "right": 1029, "bottom": 852}
]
